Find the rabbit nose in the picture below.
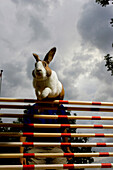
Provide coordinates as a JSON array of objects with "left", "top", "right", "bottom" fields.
[{"left": 36, "top": 69, "right": 41, "bottom": 73}]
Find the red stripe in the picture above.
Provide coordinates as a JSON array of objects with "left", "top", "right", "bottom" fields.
[
  {"left": 59, "top": 100, "right": 69, "bottom": 104},
  {"left": 99, "top": 152, "right": 109, "bottom": 157},
  {"left": 94, "top": 125, "right": 103, "bottom": 128},
  {"left": 24, "top": 124, "right": 34, "bottom": 127},
  {"left": 23, "top": 165, "right": 34, "bottom": 170},
  {"left": 58, "top": 115, "right": 68, "bottom": 118},
  {"left": 61, "top": 133, "right": 71, "bottom": 137},
  {"left": 64, "top": 153, "right": 74, "bottom": 157},
  {"left": 97, "top": 143, "right": 106, "bottom": 147},
  {"left": 24, "top": 153, "right": 35, "bottom": 157},
  {"left": 23, "top": 132, "right": 34, "bottom": 136},
  {"left": 92, "top": 116, "right": 101, "bottom": 120},
  {"left": 61, "top": 124, "right": 70, "bottom": 128},
  {"left": 23, "top": 142, "right": 34, "bottom": 146},
  {"left": 92, "top": 102, "right": 101, "bottom": 105},
  {"left": 28, "top": 124, "right": 34, "bottom": 127},
  {"left": 63, "top": 164, "right": 74, "bottom": 169},
  {"left": 61, "top": 142, "right": 71, "bottom": 146},
  {"left": 95, "top": 133, "right": 105, "bottom": 137},
  {"left": 101, "top": 163, "right": 112, "bottom": 168}
]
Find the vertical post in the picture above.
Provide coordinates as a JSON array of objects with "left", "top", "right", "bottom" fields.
[{"left": 0, "top": 70, "right": 3, "bottom": 96}]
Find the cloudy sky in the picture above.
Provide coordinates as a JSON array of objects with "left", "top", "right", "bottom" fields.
[{"left": 0, "top": 0, "right": 113, "bottom": 168}]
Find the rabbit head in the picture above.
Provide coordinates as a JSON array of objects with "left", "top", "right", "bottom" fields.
[{"left": 32, "top": 47, "right": 56, "bottom": 80}]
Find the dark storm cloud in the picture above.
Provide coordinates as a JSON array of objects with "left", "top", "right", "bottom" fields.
[
  {"left": 26, "top": 57, "right": 34, "bottom": 80},
  {"left": 62, "top": 77, "right": 79, "bottom": 100},
  {"left": 11, "top": 0, "right": 51, "bottom": 43},
  {"left": 1, "top": 61, "right": 30, "bottom": 97},
  {"left": 90, "top": 60, "right": 113, "bottom": 101},
  {"left": 62, "top": 52, "right": 94, "bottom": 85},
  {"left": 29, "top": 15, "right": 50, "bottom": 41},
  {"left": 63, "top": 62, "right": 85, "bottom": 79},
  {"left": 61, "top": 52, "right": 96, "bottom": 100},
  {"left": 3, "top": 62, "right": 25, "bottom": 87},
  {"left": 12, "top": 0, "right": 59, "bottom": 7},
  {"left": 77, "top": 1, "right": 113, "bottom": 52},
  {"left": 91, "top": 60, "right": 113, "bottom": 84}
]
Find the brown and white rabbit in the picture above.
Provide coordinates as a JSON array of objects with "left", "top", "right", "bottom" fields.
[{"left": 32, "top": 47, "right": 64, "bottom": 100}]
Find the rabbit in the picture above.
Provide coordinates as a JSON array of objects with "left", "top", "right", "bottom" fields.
[{"left": 32, "top": 47, "right": 64, "bottom": 100}]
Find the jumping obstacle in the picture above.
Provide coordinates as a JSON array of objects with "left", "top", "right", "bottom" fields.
[
  {"left": 1, "top": 163, "right": 113, "bottom": 170},
  {"left": 1, "top": 98, "right": 113, "bottom": 169},
  {"left": 1, "top": 152, "right": 113, "bottom": 158}
]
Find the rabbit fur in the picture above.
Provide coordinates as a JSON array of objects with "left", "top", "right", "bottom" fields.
[{"left": 32, "top": 47, "right": 64, "bottom": 100}]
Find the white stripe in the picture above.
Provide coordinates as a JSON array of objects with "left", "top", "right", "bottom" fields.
[
  {"left": 0, "top": 165, "right": 23, "bottom": 170},
  {"left": 34, "top": 142, "right": 61, "bottom": 147},
  {"left": 1, "top": 164, "right": 113, "bottom": 169},
  {"left": 106, "top": 143, "right": 113, "bottom": 147},
  {"left": 35, "top": 164, "right": 63, "bottom": 169},
  {"left": 74, "top": 163, "right": 102, "bottom": 168}
]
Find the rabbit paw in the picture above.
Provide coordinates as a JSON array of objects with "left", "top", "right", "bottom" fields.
[
  {"left": 41, "top": 88, "right": 52, "bottom": 99},
  {"left": 36, "top": 91, "right": 42, "bottom": 100},
  {"left": 36, "top": 88, "right": 52, "bottom": 100}
]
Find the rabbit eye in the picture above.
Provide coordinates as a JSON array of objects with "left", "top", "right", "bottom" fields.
[{"left": 43, "top": 62, "right": 47, "bottom": 67}]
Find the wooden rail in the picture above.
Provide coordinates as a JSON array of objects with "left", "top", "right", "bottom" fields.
[
  {"left": 1, "top": 97, "right": 113, "bottom": 106},
  {"left": 1, "top": 114, "right": 113, "bottom": 120},
  {"left": 1, "top": 123, "right": 113, "bottom": 129},
  {"left": 1, "top": 142, "right": 113, "bottom": 147},
  {"left": 1, "top": 152, "right": 113, "bottom": 158},
  {"left": 0, "top": 163, "right": 113, "bottom": 169},
  {"left": 1, "top": 132, "right": 113, "bottom": 137},
  {"left": 1, "top": 104, "right": 113, "bottom": 112}
]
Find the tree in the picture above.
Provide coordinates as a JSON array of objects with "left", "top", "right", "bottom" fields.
[
  {"left": 95, "top": 0, "right": 113, "bottom": 75},
  {"left": 104, "top": 54, "right": 113, "bottom": 75},
  {"left": 95, "top": 0, "right": 111, "bottom": 7},
  {"left": 0, "top": 118, "right": 23, "bottom": 165}
]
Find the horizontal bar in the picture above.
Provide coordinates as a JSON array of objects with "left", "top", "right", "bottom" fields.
[
  {"left": 1, "top": 104, "right": 113, "bottom": 112},
  {"left": 1, "top": 132, "right": 113, "bottom": 137},
  {"left": 1, "top": 152, "right": 113, "bottom": 158},
  {"left": 1, "top": 97, "right": 113, "bottom": 106},
  {"left": 1, "top": 142, "right": 113, "bottom": 147},
  {"left": 1, "top": 114, "right": 113, "bottom": 121},
  {"left": 0, "top": 163, "right": 113, "bottom": 169},
  {"left": 1, "top": 123, "right": 113, "bottom": 129}
]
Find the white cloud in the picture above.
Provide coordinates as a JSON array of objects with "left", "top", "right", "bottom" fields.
[{"left": 77, "top": 1, "right": 113, "bottom": 53}]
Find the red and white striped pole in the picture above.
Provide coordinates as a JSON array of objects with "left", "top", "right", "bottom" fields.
[
  {"left": 1, "top": 142, "right": 113, "bottom": 147},
  {"left": 2, "top": 123, "right": 113, "bottom": 129},
  {"left": 1, "top": 97, "right": 113, "bottom": 107},
  {"left": 1, "top": 132, "right": 113, "bottom": 138},
  {"left": 1, "top": 152, "right": 113, "bottom": 158},
  {"left": 1, "top": 114, "right": 113, "bottom": 121},
  {"left": 0, "top": 163, "right": 113, "bottom": 169}
]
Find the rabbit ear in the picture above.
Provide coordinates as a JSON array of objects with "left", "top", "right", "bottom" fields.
[
  {"left": 44, "top": 47, "right": 56, "bottom": 64},
  {"left": 33, "top": 53, "right": 41, "bottom": 62}
]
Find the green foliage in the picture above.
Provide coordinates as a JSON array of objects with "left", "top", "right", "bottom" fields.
[
  {"left": 95, "top": 0, "right": 110, "bottom": 7},
  {"left": 110, "top": 19, "right": 113, "bottom": 27},
  {"left": 0, "top": 118, "right": 23, "bottom": 165},
  {"left": 104, "top": 54, "right": 113, "bottom": 76}
]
